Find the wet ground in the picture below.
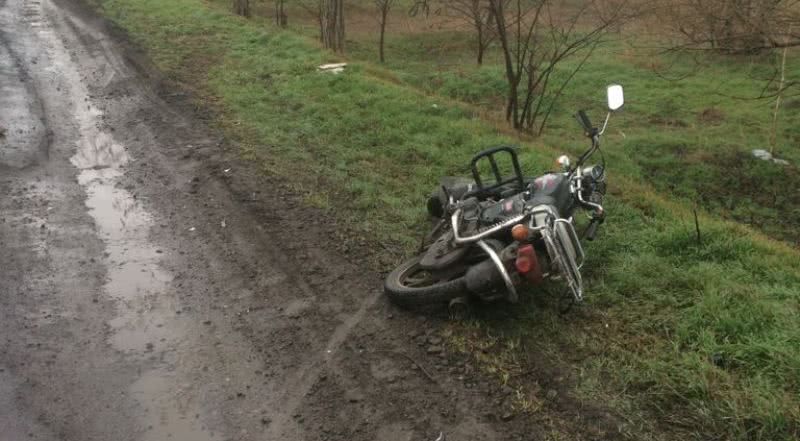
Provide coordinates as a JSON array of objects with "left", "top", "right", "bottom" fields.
[{"left": 0, "top": 0, "right": 564, "bottom": 440}]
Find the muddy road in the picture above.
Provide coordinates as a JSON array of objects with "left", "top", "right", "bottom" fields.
[{"left": 0, "top": 0, "right": 562, "bottom": 440}]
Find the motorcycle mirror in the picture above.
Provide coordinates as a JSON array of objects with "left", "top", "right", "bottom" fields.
[{"left": 607, "top": 84, "right": 624, "bottom": 111}]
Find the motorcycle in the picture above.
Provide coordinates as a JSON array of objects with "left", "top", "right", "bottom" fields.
[{"left": 384, "top": 84, "right": 624, "bottom": 309}]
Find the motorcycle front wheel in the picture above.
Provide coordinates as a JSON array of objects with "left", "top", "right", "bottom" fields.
[{"left": 384, "top": 255, "right": 468, "bottom": 306}]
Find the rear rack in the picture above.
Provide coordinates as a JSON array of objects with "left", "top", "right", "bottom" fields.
[{"left": 466, "top": 145, "right": 525, "bottom": 199}]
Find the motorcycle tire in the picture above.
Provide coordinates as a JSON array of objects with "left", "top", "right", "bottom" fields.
[{"left": 384, "top": 255, "right": 468, "bottom": 306}]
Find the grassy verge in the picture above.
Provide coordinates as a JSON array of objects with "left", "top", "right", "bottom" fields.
[{"left": 94, "top": 0, "right": 800, "bottom": 439}]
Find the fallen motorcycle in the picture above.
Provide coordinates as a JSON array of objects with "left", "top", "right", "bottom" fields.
[{"left": 385, "top": 85, "right": 624, "bottom": 308}]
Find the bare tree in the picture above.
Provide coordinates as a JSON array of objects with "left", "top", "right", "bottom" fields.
[
  {"left": 298, "top": 0, "right": 346, "bottom": 52},
  {"left": 663, "top": 0, "right": 800, "bottom": 53},
  {"left": 770, "top": 42, "right": 789, "bottom": 153},
  {"left": 276, "top": 0, "right": 288, "bottom": 28},
  {"left": 323, "top": 0, "right": 346, "bottom": 53},
  {"left": 374, "top": 0, "right": 396, "bottom": 63},
  {"left": 453, "top": 0, "right": 497, "bottom": 64},
  {"left": 411, "top": 0, "right": 509, "bottom": 65},
  {"left": 488, "top": 0, "right": 625, "bottom": 134},
  {"left": 232, "top": 0, "right": 250, "bottom": 17},
  {"left": 299, "top": 0, "right": 325, "bottom": 40}
]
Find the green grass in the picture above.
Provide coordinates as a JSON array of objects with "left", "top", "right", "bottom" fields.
[
  {"left": 332, "top": 9, "right": 800, "bottom": 244},
  {"left": 93, "top": 0, "right": 800, "bottom": 439}
]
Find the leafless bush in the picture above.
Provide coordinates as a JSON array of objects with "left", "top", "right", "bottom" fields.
[
  {"left": 489, "top": 0, "right": 627, "bottom": 134},
  {"left": 664, "top": 0, "right": 800, "bottom": 53},
  {"left": 411, "top": 0, "right": 510, "bottom": 64}
]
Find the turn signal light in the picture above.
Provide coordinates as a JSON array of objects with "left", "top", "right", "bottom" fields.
[{"left": 511, "top": 224, "right": 529, "bottom": 242}]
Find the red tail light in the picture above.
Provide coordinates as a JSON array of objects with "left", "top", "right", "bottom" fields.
[{"left": 515, "top": 244, "right": 543, "bottom": 284}]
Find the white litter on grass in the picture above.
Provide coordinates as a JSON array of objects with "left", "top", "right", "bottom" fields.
[
  {"left": 221, "top": 219, "right": 227, "bottom": 228},
  {"left": 752, "top": 149, "right": 791, "bottom": 165},
  {"left": 189, "top": 227, "right": 196, "bottom": 232},
  {"left": 318, "top": 63, "right": 347, "bottom": 74},
  {"left": 224, "top": 168, "right": 231, "bottom": 173},
  {"left": 752, "top": 149, "right": 772, "bottom": 160}
]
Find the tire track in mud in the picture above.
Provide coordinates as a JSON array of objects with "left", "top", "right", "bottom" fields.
[{"left": 0, "top": 3, "right": 50, "bottom": 169}]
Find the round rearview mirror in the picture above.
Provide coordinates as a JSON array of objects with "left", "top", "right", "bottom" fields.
[{"left": 607, "top": 84, "right": 624, "bottom": 111}]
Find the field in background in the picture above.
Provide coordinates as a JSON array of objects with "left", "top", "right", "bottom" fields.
[
  {"left": 256, "top": 0, "right": 800, "bottom": 245},
  {"left": 93, "top": 0, "right": 800, "bottom": 439}
]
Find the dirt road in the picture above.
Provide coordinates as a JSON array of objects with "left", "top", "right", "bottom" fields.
[{"left": 0, "top": 1, "right": 549, "bottom": 440}]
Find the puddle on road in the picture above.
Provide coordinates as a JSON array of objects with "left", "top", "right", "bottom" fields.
[
  {"left": 77, "top": 167, "right": 177, "bottom": 353},
  {"left": 131, "top": 370, "right": 222, "bottom": 441},
  {"left": 69, "top": 97, "right": 220, "bottom": 441},
  {"left": 74, "top": 138, "right": 177, "bottom": 354},
  {"left": 67, "top": 96, "right": 221, "bottom": 440},
  {"left": 21, "top": 0, "right": 218, "bottom": 437}
]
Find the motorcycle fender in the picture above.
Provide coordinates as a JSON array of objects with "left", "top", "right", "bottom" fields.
[{"left": 419, "top": 230, "right": 468, "bottom": 270}]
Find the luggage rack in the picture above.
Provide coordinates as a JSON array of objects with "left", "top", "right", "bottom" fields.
[{"left": 465, "top": 145, "right": 525, "bottom": 200}]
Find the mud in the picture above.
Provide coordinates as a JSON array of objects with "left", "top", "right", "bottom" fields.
[{"left": 0, "top": 0, "right": 625, "bottom": 440}]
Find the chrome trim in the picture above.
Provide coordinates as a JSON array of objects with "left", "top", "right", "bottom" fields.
[
  {"left": 555, "top": 218, "right": 585, "bottom": 269},
  {"left": 542, "top": 227, "right": 584, "bottom": 302},
  {"left": 599, "top": 111, "right": 611, "bottom": 135},
  {"left": 572, "top": 172, "right": 604, "bottom": 217},
  {"left": 476, "top": 240, "right": 518, "bottom": 303},
  {"left": 577, "top": 189, "right": 604, "bottom": 215},
  {"left": 531, "top": 204, "right": 559, "bottom": 217},
  {"left": 528, "top": 204, "right": 558, "bottom": 232}
]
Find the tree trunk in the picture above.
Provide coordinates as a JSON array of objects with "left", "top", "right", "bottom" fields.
[
  {"left": 379, "top": 8, "right": 388, "bottom": 62},
  {"left": 770, "top": 33, "right": 789, "bottom": 154},
  {"left": 276, "top": 0, "right": 288, "bottom": 28},
  {"left": 489, "top": 0, "right": 517, "bottom": 124},
  {"left": 322, "top": 0, "right": 345, "bottom": 52},
  {"left": 476, "top": 21, "right": 484, "bottom": 65},
  {"left": 232, "top": 0, "right": 250, "bottom": 17}
]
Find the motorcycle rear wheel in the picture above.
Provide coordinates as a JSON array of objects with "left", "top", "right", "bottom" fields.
[{"left": 384, "top": 255, "right": 468, "bottom": 306}]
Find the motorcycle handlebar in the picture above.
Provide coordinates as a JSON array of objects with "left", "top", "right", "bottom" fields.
[
  {"left": 584, "top": 219, "right": 601, "bottom": 241},
  {"left": 576, "top": 110, "right": 593, "bottom": 133}
]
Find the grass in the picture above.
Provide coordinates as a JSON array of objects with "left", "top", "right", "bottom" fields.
[
  {"left": 92, "top": 0, "right": 800, "bottom": 439},
  {"left": 383, "top": 37, "right": 800, "bottom": 244}
]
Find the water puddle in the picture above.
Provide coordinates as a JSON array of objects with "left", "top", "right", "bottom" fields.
[
  {"left": 77, "top": 167, "right": 177, "bottom": 353},
  {"left": 67, "top": 84, "right": 219, "bottom": 441},
  {"left": 21, "top": 0, "right": 218, "bottom": 437},
  {"left": 72, "top": 131, "right": 178, "bottom": 356},
  {"left": 131, "top": 369, "right": 222, "bottom": 441}
]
